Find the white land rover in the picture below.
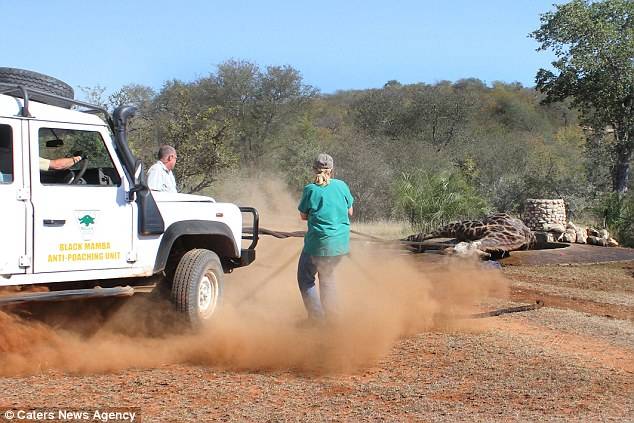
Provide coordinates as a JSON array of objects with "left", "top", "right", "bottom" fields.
[{"left": 0, "top": 68, "right": 259, "bottom": 327}]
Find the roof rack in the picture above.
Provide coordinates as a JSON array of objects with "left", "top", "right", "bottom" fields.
[{"left": 0, "top": 83, "right": 109, "bottom": 119}]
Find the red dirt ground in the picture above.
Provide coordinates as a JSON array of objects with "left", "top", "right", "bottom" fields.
[{"left": 0, "top": 238, "right": 632, "bottom": 422}]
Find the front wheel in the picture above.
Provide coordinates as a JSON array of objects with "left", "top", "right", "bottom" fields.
[{"left": 171, "top": 249, "right": 223, "bottom": 328}]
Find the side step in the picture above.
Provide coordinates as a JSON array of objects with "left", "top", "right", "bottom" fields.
[{"left": 0, "top": 286, "right": 135, "bottom": 306}]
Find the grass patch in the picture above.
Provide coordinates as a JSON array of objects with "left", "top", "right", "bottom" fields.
[{"left": 351, "top": 220, "right": 412, "bottom": 239}]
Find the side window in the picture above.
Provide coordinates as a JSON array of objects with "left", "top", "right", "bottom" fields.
[
  {"left": 0, "top": 124, "right": 13, "bottom": 184},
  {"left": 38, "top": 128, "right": 121, "bottom": 186}
]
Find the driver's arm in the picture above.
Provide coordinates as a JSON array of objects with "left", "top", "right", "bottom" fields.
[{"left": 43, "top": 156, "right": 82, "bottom": 171}]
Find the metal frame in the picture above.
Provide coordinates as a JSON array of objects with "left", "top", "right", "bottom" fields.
[
  {"left": 0, "top": 83, "right": 113, "bottom": 129},
  {"left": 240, "top": 206, "right": 260, "bottom": 249},
  {"left": 0, "top": 84, "right": 143, "bottom": 187}
]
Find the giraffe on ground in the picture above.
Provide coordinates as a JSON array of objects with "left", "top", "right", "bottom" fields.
[{"left": 405, "top": 213, "right": 535, "bottom": 258}]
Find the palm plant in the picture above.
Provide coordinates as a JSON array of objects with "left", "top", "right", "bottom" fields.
[{"left": 394, "top": 170, "right": 490, "bottom": 233}]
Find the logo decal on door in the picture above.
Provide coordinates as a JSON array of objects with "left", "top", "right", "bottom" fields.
[
  {"left": 75, "top": 210, "right": 99, "bottom": 240},
  {"left": 78, "top": 215, "right": 95, "bottom": 226}
]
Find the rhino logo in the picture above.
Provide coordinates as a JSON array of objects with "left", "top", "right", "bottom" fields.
[{"left": 78, "top": 214, "right": 95, "bottom": 227}]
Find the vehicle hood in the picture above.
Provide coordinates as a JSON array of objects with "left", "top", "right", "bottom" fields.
[{"left": 150, "top": 192, "right": 215, "bottom": 203}]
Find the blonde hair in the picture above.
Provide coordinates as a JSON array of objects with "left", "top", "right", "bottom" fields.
[{"left": 313, "top": 168, "right": 332, "bottom": 186}]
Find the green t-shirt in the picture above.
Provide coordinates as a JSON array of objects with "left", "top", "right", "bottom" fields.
[{"left": 298, "top": 179, "right": 354, "bottom": 256}]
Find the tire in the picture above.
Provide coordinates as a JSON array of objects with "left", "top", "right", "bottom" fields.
[
  {"left": 171, "top": 249, "right": 224, "bottom": 328},
  {"left": 0, "top": 67, "right": 74, "bottom": 108}
]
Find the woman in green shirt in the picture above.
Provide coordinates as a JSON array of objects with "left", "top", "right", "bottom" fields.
[{"left": 297, "top": 153, "right": 354, "bottom": 323}]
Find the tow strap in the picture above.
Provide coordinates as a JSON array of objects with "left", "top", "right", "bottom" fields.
[{"left": 243, "top": 227, "right": 545, "bottom": 319}]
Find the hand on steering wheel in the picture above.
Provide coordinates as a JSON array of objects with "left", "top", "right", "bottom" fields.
[{"left": 67, "top": 156, "right": 88, "bottom": 184}]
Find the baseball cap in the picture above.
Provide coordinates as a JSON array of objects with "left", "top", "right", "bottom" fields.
[{"left": 313, "top": 153, "right": 334, "bottom": 170}]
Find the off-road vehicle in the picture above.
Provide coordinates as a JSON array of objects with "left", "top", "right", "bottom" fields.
[{"left": 0, "top": 68, "right": 258, "bottom": 327}]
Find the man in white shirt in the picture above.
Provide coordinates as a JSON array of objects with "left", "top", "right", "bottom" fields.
[{"left": 146, "top": 145, "right": 177, "bottom": 192}]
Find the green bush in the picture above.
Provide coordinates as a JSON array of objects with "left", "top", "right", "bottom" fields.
[
  {"left": 598, "top": 193, "right": 634, "bottom": 247},
  {"left": 394, "top": 169, "right": 490, "bottom": 233}
]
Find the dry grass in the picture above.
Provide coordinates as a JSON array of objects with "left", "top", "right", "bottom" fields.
[{"left": 351, "top": 220, "right": 412, "bottom": 239}]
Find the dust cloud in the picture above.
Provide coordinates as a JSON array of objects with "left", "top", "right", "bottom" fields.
[{"left": 0, "top": 176, "right": 509, "bottom": 376}]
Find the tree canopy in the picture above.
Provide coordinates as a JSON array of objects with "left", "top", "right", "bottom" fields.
[{"left": 531, "top": 0, "right": 634, "bottom": 193}]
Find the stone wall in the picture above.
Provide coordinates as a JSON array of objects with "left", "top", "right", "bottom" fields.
[
  {"left": 522, "top": 198, "right": 618, "bottom": 247},
  {"left": 523, "top": 199, "right": 566, "bottom": 231}
]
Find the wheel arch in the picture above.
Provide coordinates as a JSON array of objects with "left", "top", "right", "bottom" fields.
[{"left": 154, "top": 220, "right": 239, "bottom": 274}]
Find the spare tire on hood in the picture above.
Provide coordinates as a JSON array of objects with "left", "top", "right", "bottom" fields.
[{"left": 0, "top": 67, "right": 74, "bottom": 108}]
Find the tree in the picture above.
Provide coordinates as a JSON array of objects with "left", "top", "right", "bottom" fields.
[
  {"left": 252, "top": 65, "right": 318, "bottom": 161},
  {"left": 351, "top": 82, "right": 475, "bottom": 153},
  {"left": 276, "top": 116, "right": 321, "bottom": 192},
  {"left": 330, "top": 131, "right": 394, "bottom": 221},
  {"left": 351, "top": 86, "right": 407, "bottom": 138},
  {"left": 108, "top": 84, "right": 157, "bottom": 161},
  {"left": 153, "top": 82, "right": 237, "bottom": 193},
  {"left": 77, "top": 85, "right": 108, "bottom": 109},
  {"left": 531, "top": 0, "right": 634, "bottom": 193},
  {"left": 406, "top": 83, "right": 475, "bottom": 153},
  {"left": 108, "top": 84, "right": 155, "bottom": 111},
  {"left": 197, "top": 60, "right": 317, "bottom": 168}
]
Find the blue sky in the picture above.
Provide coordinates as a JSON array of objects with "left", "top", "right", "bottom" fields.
[{"left": 2, "top": 1, "right": 561, "bottom": 97}]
